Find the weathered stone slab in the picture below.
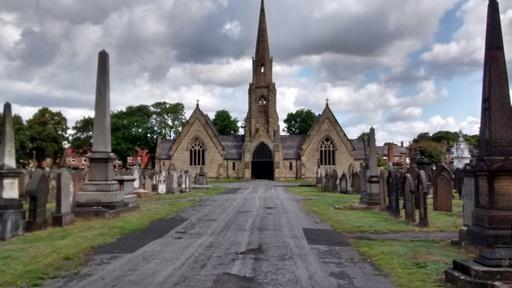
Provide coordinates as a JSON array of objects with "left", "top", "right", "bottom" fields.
[
  {"left": 52, "top": 168, "right": 74, "bottom": 227},
  {"left": 433, "top": 164, "right": 454, "bottom": 212},
  {"left": 26, "top": 169, "right": 49, "bottom": 232}
]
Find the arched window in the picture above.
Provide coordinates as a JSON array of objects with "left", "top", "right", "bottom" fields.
[
  {"left": 319, "top": 137, "right": 336, "bottom": 166},
  {"left": 258, "top": 95, "right": 267, "bottom": 105},
  {"left": 189, "top": 137, "right": 205, "bottom": 166}
]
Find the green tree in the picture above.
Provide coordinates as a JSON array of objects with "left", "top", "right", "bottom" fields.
[
  {"left": 150, "top": 102, "right": 186, "bottom": 139},
  {"left": 69, "top": 116, "right": 94, "bottom": 154},
  {"left": 283, "top": 109, "right": 316, "bottom": 135},
  {"left": 409, "top": 132, "right": 444, "bottom": 165},
  {"left": 212, "top": 110, "right": 239, "bottom": 135},
  {"left": 25, "top": 107, "right": 68, "bottom": 164},
  {"left": 464, "top": 134, "right": 479, "bottom": 147},
  {"left": 377, "top": 155, "right": 387, "bottom": 168},
  {"left": 431, "top": 131, "right": 459, "bottom": 146}
]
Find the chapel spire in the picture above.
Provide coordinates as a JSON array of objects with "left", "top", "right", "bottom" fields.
[
  {"left": 479, "top": 0, "right": 512, "bottom": 157},
  {"left": 252, "top": 0, "right": 272, "bottom": 85}
]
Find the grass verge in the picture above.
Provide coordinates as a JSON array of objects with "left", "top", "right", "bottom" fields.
[
  {"left": 0, "top": 186, "right": 226, "bottom": 287},
  {"left": 288, "top": 186, "right": 462, "bottom": 233}
]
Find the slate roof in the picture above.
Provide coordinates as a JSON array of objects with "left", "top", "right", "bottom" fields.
[
  {"left": 282, "top": 135, "right": 307, "bottom": 159},
  {"left": 156, "top": 139, "right": 174, "bottom": 160},
  {"left": 219, "top": 135, "right": 244, "bottom": 160},
  {"left": 351, "top": 139, "right": 367, "bottom": 160}
]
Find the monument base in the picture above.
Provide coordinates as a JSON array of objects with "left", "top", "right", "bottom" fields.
[
  {"left": 445, "top": 246, "right": 512, "bottom": 287},
  {"left": 74, "top": 189, "right": 137, "bottom": 218},
  {"left": 52, "top": 213, "right": 74, "bottom": 227},
  {"left": 465, "top": 208, "right": 512, "bottom": 248},
  {"left": 0, "top": 199, "right": 24, "bottom": 241}
]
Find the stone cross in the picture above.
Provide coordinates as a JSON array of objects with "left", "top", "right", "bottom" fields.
[
  {"left": 26, "top": 169, "right": 50, "bottom": 231},
  {"left": 52, "top": 168, "right": 74, "bottom": 226}
]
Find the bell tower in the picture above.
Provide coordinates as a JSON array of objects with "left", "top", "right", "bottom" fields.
[{"left": 242, "top": 0, "right": 283, "bottom": 180}]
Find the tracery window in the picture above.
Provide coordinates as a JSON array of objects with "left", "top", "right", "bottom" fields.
[
  {"left": 319, "top": 137, "right": 336, "bottom": 166},
  {"left": 189, "top": 137, "right": 205, "bottom": 166}
]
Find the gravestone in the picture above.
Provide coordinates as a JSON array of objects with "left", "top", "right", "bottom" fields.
[
  {"left": 406, "top": 165, "right": 420, "bottom": 208},
  {"left": 379, "top": 169, "right": 388, "bottom": 210},
  {"left": 339, "top": 173, "right": 348, "bottom": 194},
  {"left": 322, "top": 170, "right": 329, "bottom": 192},
  {"left": 178, "top": 171, "right": 184, "bottom": 192},
  {"left": 403, "top": 173, "right": 416, "bottom": 224},
  {"left": 453, "top": 168, "right": 464, "bottom": 199},
  {"left": 182, "top": 170, "right": 191, "bottom": 193},
  {"left": 195, "top": 166, "right": 208, "bottom": 186},
  {"left": 386, "top": 169, "right": 400, "bottom": 217},
  {"left": 144, "top": 176, "right": 152, "bottom": 194},
  {"left": 167, "top": 166, "right": 178, "bottom": 194},
  {"left": 52, "top": 169, "right": 74, "bottom": 226},
  {"left": 26, "top": 169, "right": 50, "bottom": 232},
  {"left": 352, "top": 172, "right": 361, "bottom": 195},
  {"left": 0, "top": 102, "right": 24, "bottom": 241},
  {"left": 315, "top": 166, "right": 322, "bottom": 188},
  {"left": 157, "top": 169, "right": 166, "bottom": 194},
  {"left": 417, "top": 170, "right": 429, "bottom": 227},
  {"left": 329, "top": 169, "right": 338, "bottom": 192},
  {"left": 48, "top": 170, "right": 57, "bottom": 203},
  {"left": 433, "top": 164, "right": 454, "bottom": 212}
]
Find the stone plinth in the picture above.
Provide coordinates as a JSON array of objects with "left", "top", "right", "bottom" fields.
[{"left": 0, "top": 198, "right": 24, "bottom": 241}]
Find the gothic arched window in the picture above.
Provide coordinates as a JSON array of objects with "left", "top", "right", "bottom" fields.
[
  {"left": 189, "top": 137, "right": 205, "bottom": 166},
  {"left": 319, "top": 137, "right": 336, "bottom": 166},
  {"left": 258, "top": 95, "right": 267, "bottom": 105}
]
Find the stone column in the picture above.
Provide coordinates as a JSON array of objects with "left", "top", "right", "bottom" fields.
[
  {"left": 74, "top": 50, "right": 137, "bottom": 217},
  {"left": 0, "top": 102, "right": 24, "bottom": 240},
  {"left": 366, "top": 127, "right": 380, "bottom": 206}
]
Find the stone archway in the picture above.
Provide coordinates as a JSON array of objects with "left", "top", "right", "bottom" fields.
[{"left": 251, "top": 143, "right": 274, "bottom": 180}]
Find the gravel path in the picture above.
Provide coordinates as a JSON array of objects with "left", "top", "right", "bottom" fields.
[{"left": 46, "top": 181, "right": 394, "bottom": 288}]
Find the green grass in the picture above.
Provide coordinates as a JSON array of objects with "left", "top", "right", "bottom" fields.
[
  {"left": 0, "top": 186, "right": 226, "bottom": 287},
  {"left": 353, "top": 240, "right": 474, "bottom": 288},
  {"left": 288, "top": 186, "right": 462, "bottom": 233}
]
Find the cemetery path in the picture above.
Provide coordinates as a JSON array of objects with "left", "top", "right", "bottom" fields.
[{"left": 46, "top": 181, "right": 394, "bottom": 288}]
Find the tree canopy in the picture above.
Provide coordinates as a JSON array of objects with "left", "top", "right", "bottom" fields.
[
  {"left": 283, "top": 109, "right": 316, "bottom": 135},
  {"left": 212, "top": 110, "right": 239, "bottom": 135},
  {"left": 69, "top": 116, "right": 94, "bottom": 154}
]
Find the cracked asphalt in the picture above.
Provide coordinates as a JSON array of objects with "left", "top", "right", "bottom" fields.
[{"left": 46, "top": 181, "right": 394, "bottom": 288}]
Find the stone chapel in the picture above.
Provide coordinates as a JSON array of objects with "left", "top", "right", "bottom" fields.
[{"left": 156, "top": 0, "right": 366, "bottom": 180}]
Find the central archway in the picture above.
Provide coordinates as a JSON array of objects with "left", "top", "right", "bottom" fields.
[{"left": 251, "top": 142, "right": 274, "bottom": 180}]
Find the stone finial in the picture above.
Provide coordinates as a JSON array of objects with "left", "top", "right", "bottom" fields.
[
  {"left": 0, "top": 102, "right": 16, "bottom": 170},
  {"left": 92, "top": 50, "right": 111, "bottom": 153}
]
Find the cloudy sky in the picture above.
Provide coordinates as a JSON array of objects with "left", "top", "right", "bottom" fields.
[{"left": 0, "top": 0, "right": 511, "bottom": 145}]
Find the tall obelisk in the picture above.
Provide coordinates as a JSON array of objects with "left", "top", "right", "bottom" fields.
[
  {"left": 74, "top": 50, "right": 135, "bottom": 217},
  {"left": 0, "top": 102, "right": 25, "bottom": 240},
  {"left": 365, "top": 127, "right": 380, "bottom": 206}
]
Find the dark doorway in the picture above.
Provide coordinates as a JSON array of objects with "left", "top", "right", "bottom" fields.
[{"left": 251, "top": 143, "right": 274, "bottom": 180}]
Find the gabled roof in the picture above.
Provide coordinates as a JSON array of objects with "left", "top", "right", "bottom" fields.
[
  {"left": 156, "top": 139, "right": 174, "bottom": 160},
  {"left": 282, "top": 135, "right": 307, "bottom": 159},
  {"left": 219, "top": 135, "right": 244, "bottom": 160}
]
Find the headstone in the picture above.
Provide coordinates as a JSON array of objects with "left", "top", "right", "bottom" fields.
[
  {"left": 403, "top": 173, "right": 416, "bottom": 224},
  {"left": 0, "top": 102, "right": 24, "bottom": 241},
  {"left": 339, "top": 173, "right": 348, "bottom": 194},
  {"left": 52, "top": 169, "right": 74, "bottom": 226},
  {"left": 366, "top": 127, "right": 380, "bottom": 206},
  {"left": 386, "top": 169, "right": 401, "bottom": 217},
  {"left": 379, "top": 169, "right": 388, "bottom": 210},
  {"left": 47, "top": 169, "right": 57, "bottom": 203},
  {"left": 133, "top": 167, "right": 140, "bottom": 189},
  {"left": 329, "top": 169, "right": 338, "bottom": 192},
  {"left": 417, "top": 170, "right": 429, "bottom": 227},
  {"left": 453, "top": 168, "right": 464, "bottom": 199},
  {"left": 157, "top": 169, "right": 166, "bottom": 194},
  {"left": 195, "top": 166, "right": 208, "bottom": 186},
  {"left": 178, "top": 170, "right": 184, "bottom": 192},
  {"left": 322, "top": 170, "right": 329, "bottom": 192},
  {"left": 74, "top": 50, "right": 135, "bottom": 216},
  {"left": 315, "top": 166, "right": 322, "bottom": 188},
  {"left": 406, "top": 165, "right": 420, "bottom": 209},
  {"left": 184, "top": 170, "right": 191, "bottom": 192},
  {"left": 351, "top": 172, "right": 361, "bottom": 194},
  {"left": 433, "top": 164, "right": 454, "bottom": 212},
  {"left": 26, "top": 169, "right": 50, "bottom": 231},
  {"left": 144, "top": 176, "right": 152, "bottom": 193},
  {"left": 166, "top": 165, "right": 178, "bottom": 194}
]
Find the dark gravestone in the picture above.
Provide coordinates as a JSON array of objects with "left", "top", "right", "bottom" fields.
[
  {"left": 403, "top": 173, "right": 416, "bottom": 224},
  {"left": 351, "top": 172, "right": 361, "bottom": 195},
  {"left": 339, "top": 173, "right": 348, "bottom": 194},
  {"left": 386, "top": 169, "right": 400, "bottom": 217},
  {"left": 26, "top": 169, "right": 49, "bottom": 232},
  {"left": 195, "top": 166, "right": 208, "bottom": 186},
  {"left": 322, "top": 170, "right": 329, "bottom": 192},
  {"left": 417, "top": 170, "right": 429, "bottom": 227},
  {"left": 52, "top": 169, "right": 74, "bottom": 226},
  {"left": 379, "top": 169, "right": 388, "bottom": 210},
  {"left": 406, "top": 166, "right": 420, "bottom": 209},
  {"left": 433, "top": 164, "right": 454, "bottom": 212},
  {"left": 329, "top": 169, "right": 338, "bottom": 192},
  {"left": 315, "top": 166, "right": 322, "bottom": 188}
]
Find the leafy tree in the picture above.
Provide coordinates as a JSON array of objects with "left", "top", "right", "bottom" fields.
[
  {"left": 464, "top": 134, "right": 479, "bottom": 147},
  {"left": 377, "top": 155, "right": 387, "bottom": 168},
  {"left": 212, "top": 110, "right": 239, "bottom": 135},
  {"left": 150, "top": 102, "right": 186, "bottom": 139},
  {"left": 409, "top": 132, "right": 444, "bottom": 165},
  {"left": 25, "top": 107, "right": 68, "bottom": 164},
  {"left": 431, "top": 131, "right": 459, "bottom": 146},
  {"left": 69, "top": 116, "right": 94, "bottom": 154},
  {"left": 283, "top": 109, "right": 316, "bottom": 135}
]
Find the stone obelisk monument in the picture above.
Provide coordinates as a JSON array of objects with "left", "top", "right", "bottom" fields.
[
  {"left": 365, "top": 127, "right": 380, "bottom": 206},
  {"left": 74, "top": 50, "right": 136, "bottom": 217},
  {"left": 0, "top": 102, "right": 24, "bottom": 240}
]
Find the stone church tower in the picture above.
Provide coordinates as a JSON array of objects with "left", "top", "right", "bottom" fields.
[{"left": 242, "top": 0, "right": 283, "bottom": 180}]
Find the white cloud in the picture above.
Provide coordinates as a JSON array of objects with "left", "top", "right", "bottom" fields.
[{"left": 221, "top": 20, "right": 241, "bottom": 39}]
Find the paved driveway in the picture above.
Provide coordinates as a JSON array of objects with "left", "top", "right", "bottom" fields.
[{"left": 47, "top": 181, "right": 394, "bottom": 288}]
